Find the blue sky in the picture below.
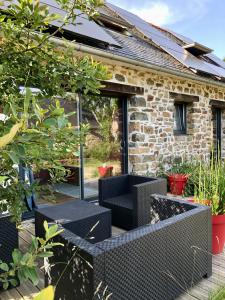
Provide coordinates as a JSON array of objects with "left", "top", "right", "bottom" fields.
[{"left": 110, "top": 0, "right": 225, "bottom": 59}]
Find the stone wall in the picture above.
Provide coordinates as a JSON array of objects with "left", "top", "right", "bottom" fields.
[{"left": 105, "top": 62, "right": 225, "bottom": 175}]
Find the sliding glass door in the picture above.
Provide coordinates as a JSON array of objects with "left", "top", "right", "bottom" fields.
[
  {"left": 80, "top": 95, "right": 127, "bottom": 200},
  {"left": 34, "top": 94, "right": 127, "bottom": 209}
]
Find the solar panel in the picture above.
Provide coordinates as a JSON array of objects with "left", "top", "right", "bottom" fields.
[
  {"left": 40, "top": 0, "right": 121, "bottom": 47},
  {"left": 164, "top": 29, "right": 194, "bottom": 45},
  {"left": 206, "top": 53, "right": 225, "bottom": 70},
  {"left": 2, "top": 0, "right": 121, "bottom": 48},
  {"left": 107, "top": 2, "right": 224, "bottom": 78},
  {"left": 164, "top": 28, "right": 225, "bottom": 72}
]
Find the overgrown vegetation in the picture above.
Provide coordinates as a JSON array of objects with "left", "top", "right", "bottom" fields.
[
  {"left": 83, "top": 96, "right": 120, "bottom": 164},
  {"left": 194, "top": 155, "right": 225, "bottom": 215},
  {"left": 0, "top": 0, "right": 110, "bottom": 298},
  {"left": 0, "top": 0, "right": 109, "bottom": 224}
]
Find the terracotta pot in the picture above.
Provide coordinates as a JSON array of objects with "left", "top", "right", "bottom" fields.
[
  {"left": 212, "top": 214, "right": 225, "bottom": 255},
  {"left": 98, "top": 166, "right": 113, "bottom": 178},
  {"left": 187, "top": 199, "right": 211, "bottom": 206},
  {"left": 168, "top": 174, "right": 189, "bottom": 195}
]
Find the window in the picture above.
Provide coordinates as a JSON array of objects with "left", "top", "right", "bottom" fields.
[{"left": 174, "top": 103, "right": 187, "bottom": 134}]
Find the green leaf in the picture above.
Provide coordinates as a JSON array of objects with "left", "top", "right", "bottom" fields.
[
  {"left": 51, "top": 107, "right": 64, "bottom": 117},
  {"left": 44, "top": 242, "right": 64, "bottom": 249},
  {"left": 37, "top": 237, "right": 46, "bottom": 246},
  {"left": 18, "top": 268, "right": 27, "bottom": 283},
  {"left": 43, "top": 221, "right": 48, "bottom": 234},
  {"left": 3, "top": 282, "right": 9, "bottom": 290},
  {"left": 0, "top": 263, "right": 9, "bottom": 272},
  {"left": 26, "top": 267, "right": 39, "bottom": 286},
  {"left": 24, "top": 88, "right": 32, "bottom": 115},
  {"left": 47, "top": 224, "right": 58, "bottom": 237},
  {"left": 8, "top": 151, "right": 20, "bottom": 164},
  {"left": 37, "top": 251, "right": 53, "bottom": 258},
  {"left": 9, "top": 279, "right": 18, "bottom": 287},
  {"left": 43, "top": 118, "right": 57, "bottom": 128},
  {"left": 57, "top": 116, "right": 68, "bottom": 129},
  {"left": 21, "top": 253, "right": 32, "bottom": 265},
  {"left": 31, "top": 237, "right": 39, "bottom": 250},
  {"left": 12, "top": 249, "right": 23, "bottom": 264}
]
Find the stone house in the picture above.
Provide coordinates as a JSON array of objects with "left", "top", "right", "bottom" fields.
[{"left": 50, "top": 1, "right": 225, "bottom": 181}]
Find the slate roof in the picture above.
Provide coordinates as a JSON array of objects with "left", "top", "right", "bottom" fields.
[
  {"left": 104, "top": 29, "right": 194, "bottom": 75},
  {"left": 91, "top": 4, "right": 223, "bottom": 83}
]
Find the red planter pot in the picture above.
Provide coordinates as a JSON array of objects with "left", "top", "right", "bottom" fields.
[
  {"left": 168, "top": 174, "right": 189, "bottom": 195},
  {"left": 212, "top": 215, "right": 225, "bottom": 255},
  {"left": 98, "top": 166, "right": 113, "bottom": 178}
]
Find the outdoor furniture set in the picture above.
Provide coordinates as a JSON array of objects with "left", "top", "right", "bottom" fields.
[{"left": 35, "top": 175, "right": 212, "bottom": 300}]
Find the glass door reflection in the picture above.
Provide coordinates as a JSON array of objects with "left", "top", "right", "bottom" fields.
[{"left": 81, "top": 95, "right": 126, "bottom": 200}]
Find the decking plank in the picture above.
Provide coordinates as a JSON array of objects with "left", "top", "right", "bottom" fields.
[
  {"left": 176, "top": 293, "right": 199, "bottom": 300},
  {"left": 16, "top": 280, "right": 39, "bottom": 300},
  {"left": 0, "top": 288, "right": 23, "bottom": 300}
]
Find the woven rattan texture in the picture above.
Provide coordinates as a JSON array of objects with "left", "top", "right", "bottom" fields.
[
  {"left": 43, "top": 195, "right": 212, "bottom": 300},
  {"left": 35, "top": 200, "right": 111, "bottom": 243},
  {"left": 0, "top": 215, "right": 18, "bottom": 264},
  {"left": 99, "top": 175, "right": 167, "bottom": 230}
]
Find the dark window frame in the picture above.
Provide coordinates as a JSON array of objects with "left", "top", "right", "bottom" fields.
[{"left": 174, "top": 102, "right": 187, "bottom": 135}]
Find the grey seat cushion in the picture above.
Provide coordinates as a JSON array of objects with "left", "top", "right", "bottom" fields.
[{"left": 103, "top": 193, "right": 133, "bottom": 210}]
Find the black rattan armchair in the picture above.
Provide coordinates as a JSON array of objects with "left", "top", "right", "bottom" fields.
[{"left": 99, "top": 174, "right": 167, "bottom": 230}]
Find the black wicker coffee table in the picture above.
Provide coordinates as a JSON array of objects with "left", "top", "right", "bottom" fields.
[{"left": 35, "top": 200, "right": 111, "bottom": 243}]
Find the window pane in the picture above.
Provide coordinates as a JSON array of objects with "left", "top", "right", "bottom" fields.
[{"left": 174, "top": 103, "right": 186, "bottom": 133}]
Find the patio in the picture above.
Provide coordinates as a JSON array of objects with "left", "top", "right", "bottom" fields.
[
  {"left": 0, "top": 219, "right": 224, "bottom": 300},
  {"left": 1, "top": 1, "right": 225, "bottom": 299}
]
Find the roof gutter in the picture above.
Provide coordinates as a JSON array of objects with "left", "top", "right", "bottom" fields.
[{"left": 51, "top": 36, "right": 225, "bottom": 90}]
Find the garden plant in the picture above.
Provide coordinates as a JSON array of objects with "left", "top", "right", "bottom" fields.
[{"left": 0, "top": 0, "right": 109, "bottom": 298}]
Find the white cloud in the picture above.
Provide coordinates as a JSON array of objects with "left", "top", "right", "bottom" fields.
[
  {"left": 130, "top": 2, "right": 173, "bottom": 26},
  {"left": 111, "top": 0, "right": 212, "bottom": 27}
]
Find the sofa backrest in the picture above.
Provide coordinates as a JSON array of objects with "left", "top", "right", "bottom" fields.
[
  {"left": 99, "top": 175, "right": 130, "bottom": 202},
  {"left": 47, "top": 196, "right": 212, "bottom": 300},
  {"left": 96, "top": 200, "right": 211, "bottom": 300},
  {"left": 128, "top": 175, "right": 155, "bottom": 190}
]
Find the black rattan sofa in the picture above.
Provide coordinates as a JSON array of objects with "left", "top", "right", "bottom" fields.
[
  {"left": 99, "top": 175, "right": 167, "bottom": 230},
  {"left": 44, "top": 194, "right": 212, "bottom": 300}
]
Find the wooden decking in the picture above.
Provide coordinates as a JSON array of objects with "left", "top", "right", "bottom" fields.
[
  {"left": 0, "top": 221, "right": 43, "bottom": 300},
  {"left": 0, "top": 220, "right": 225, "bottom": 300}
]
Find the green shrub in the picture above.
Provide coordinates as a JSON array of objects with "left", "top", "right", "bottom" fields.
[{"left": 86, "top": 141, "right": 120, "bottom": 163}]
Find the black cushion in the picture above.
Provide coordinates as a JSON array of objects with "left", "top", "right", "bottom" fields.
[{"left": 103, "top": 193, "right": 133, "bottom": 210}]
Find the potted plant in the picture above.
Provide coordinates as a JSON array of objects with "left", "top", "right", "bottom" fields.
[
  {"left": 194, "top": 157, "right": 225, "bottom": 254},
  {"left": 166, "top": 157, "right": 193, "bottom": 195},
  {"left": 98, "top": 163, "right": 114, "bottom": 178}
]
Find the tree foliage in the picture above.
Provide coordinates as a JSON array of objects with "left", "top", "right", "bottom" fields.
[
  {"left": 0, "top": 221, "right": 63, "bottom": 290},
  {"left": 0, "top": 0, "right": 110, "bottom": 223}
]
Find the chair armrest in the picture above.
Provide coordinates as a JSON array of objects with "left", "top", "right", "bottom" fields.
[
  {"left": 133, "top": 177, "right": 167, "bottom": 196},
  {"left": 132, "top": 178, "right": 167, "bottom": 227},
  {"left": 98, "top": 175, "right": 129, "bottom": 205}
]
